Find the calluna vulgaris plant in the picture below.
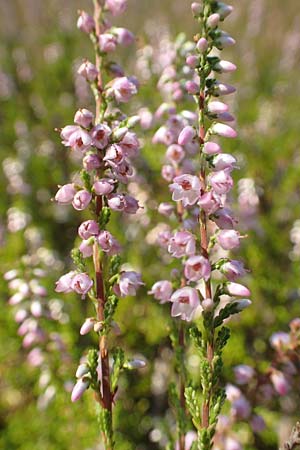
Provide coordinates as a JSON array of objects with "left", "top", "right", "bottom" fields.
[
  {"left": 149, "top": 1, "right": 252, "bottom": 449},
  {"left": 54, "top": 0, "right": 144, "bottom": 447}
]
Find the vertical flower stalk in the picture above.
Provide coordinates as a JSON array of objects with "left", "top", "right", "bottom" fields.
[
  {"left": 150, "top": 2, "right": 251, "bottom": 449},
  {"left": 55, "top": 1, "right": 143, "bottom": 448}
]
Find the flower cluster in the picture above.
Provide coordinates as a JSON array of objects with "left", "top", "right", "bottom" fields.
[
  {"left": 213, "top": 317, "right": 300, "bottom": 449},
  {"left": 148, "top": 1, "right": 251, "bottom": 448},
  {"left": 4, "top": 230, "right": 70, "bottom": 409},
  {"left": 54, "top": 1, "right": 144, "bottom": 446}
]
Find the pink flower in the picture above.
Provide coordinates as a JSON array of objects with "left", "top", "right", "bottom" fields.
[
  {"left": 213, "top": 207, "right": 238, "bottom": 229},
  {"left": 170, "top": 287, "right": 200, "bottom": 322},
  {"left": 105, "top": 0, "right": 127, "bottom": 16},
  {"left": 161, "top": 164, "right": 175, "bottom": 182},
  {"left": 113, "top": 27, "right": 135, "bottom": 46},
  {"left": 203, "top": 141, "right": 222, "bottom": 155},
  {"left": 93, "top": 178, "right": 115, "bottom": 195},
  {"left": 27, "top": 348, "right": 44, "bottom": 367},
  {"left": 198, "top": 191, "right": 222, "bottom": 215},
  {"left": 109, "top": 77, "right": 138, "bottom": 103},
  {"left": 80, "top": 318, "right": 96, "bottom": 335},
  {"left": 78, "top": 220, "right": 99, "bottom": 240},
  {"left": 148, "top": 280, "right": 173, "bottom": 303},
  {"left": 270, "top": 370, "right": 290, "bottom": 396},
  {"left": 91, "top": 124, "right": 112, "bottom": 149},
  {"left": 74, "top": 108, "right": 94, "bottom": 128},
  {"left": 216, "top": 3, "right": 234, "bottom": 19},
  {"left": 207, "top": 13, "right": 220, "bottom": 28},
  {"left": 213, "top": 81, "right": 236, "bottom": 96},
  {"left": 114, "top": 271, "right": 143, "bottom": 297},
  {"left": 157, "top": 229, "right": 172, "bottom": 248},
  {"left": 55, "top": 184, "right": 76, "bottom": 204},
  {"left": 97, "top": 231, "right": 121, "bottom": 255},
  {"left": 170, "top": 174, "right": 201, "bottom": 206},
  {"left": 55, "top": 271, "right": 76, "bottom": 293},
  {"left": 71, "top": 379, "right": 90, "bottom": 402},
  {"left": 218, "top": 230, "right": 241, "bottom": 250},
  {"left": 209, "top": 170, "right": 233, "bottom": 194},
  {"left": 231, "top": 396, "right": 251, "bottom": 419},
  {"left": 211, "top": 123, "right": 237, "bottom": 139},
  {"left": 72, "top": 190, "right": 92, "bottom": 211},
  {"left": 107, "top": 194, "right": 139, "bottom": 214},
  {"left": 191, "top": 3, "right": 202, "bottom": 15},
  {"left": 178, "top": 126, "right": 196, "bottom": 145},
  {"left": 215, "top": 32, "right": 236, "bottom": 49},
  {"left": 158, "top": 202, "right": 174, "bottom": 216},
  {"left": 212, "top": 154, "right": 237, "bottom": 172},
  {"left": 196, "top": 37, "right": 208, "bottom": 53},
  {"left": 207, "top": 100, "right": 229, "bottom": 114},
  {"left": 270, "top": 332, "right": 290, "bottom": 350},
  {"left": 77, "top": 60, "right": 98, "bottom": 82},
  {"left": 184, "top": 255, "right": 211, "bottom": 282},
  {"left": 214, "top": 60, "right": 237, "bottom": 73},
  {"left": 70, "top": 273, "right": 93, "bottom": 298},
  {"left": 99, "top": 33, "right": 117, "bottom": 53},
  {"left": 119, "top": 131, "right": 140, "bottom": 158},
  {"left": 185, "top": 80, "right": 199, "bottom": 95},
  {"left": 186, "top": 55, "right": 198, "bottom": 68},
  {"left": 77, "top": 11, "right": 95, "bottom": 34},
  {"left": 61, "top": 125, "right": 92, "bottom": 152},
  {"left": 226, "top": 282, "right": 251, "bottom": 297},
  {"left": 166, "top": 144, "right": 185, "bottom": 164},
  {"left": 168, "top": 231, "right": 196, "bottom": 258},
  {"left": 83, "top": 154, "right": 101, "bottom": 171},
  {"left": 234, "top": 365, "right": 255, "bottom": 384},
  {"left": 221, "top": 260, "right": 247, "bottom": 281},
  {"left": 79, "top": 240, "right": 94, "bottom": 258}
]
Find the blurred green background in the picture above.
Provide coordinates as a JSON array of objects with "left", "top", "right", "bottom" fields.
[{"left": 0, "top": 0, "right": 299, "bottom": 449}]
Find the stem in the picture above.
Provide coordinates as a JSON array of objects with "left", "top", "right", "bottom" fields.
[
  {"left": 179, "top": 322, "right": 186, "bottom": 450},
  {"left": 92, "top": 1, "right": 113, "bottom": 448}
]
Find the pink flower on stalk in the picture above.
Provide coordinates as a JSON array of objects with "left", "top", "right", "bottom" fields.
[
  {"left": 218, "top": 230, "right": 241, "bottom": 250},
  {"left": 78, "top": 220, "right": 99, "bottom": 240},
  {"left": 158, "top": 202, "right": 174, "bottom": 216},
  {"left": 109, "top": 77, "right": 138, "bottom": 103},
  {"left": 270, "top": 369, "right": 290, "bottom": 396},
  {"left": 148, "top": 280, "right": 173, "bottom": 304},
  {"left": 77, "top": 11, "right": 95, "bottom": 34},
  {"left": 166, "top": 144, "right": 185, "bottom": 164},
  {"left": 178, "top": 125, "right": 196, "bottom": 145},
  {"left": 234, "top": 365, "right": 255, "bottom": 384},
  {"left": 214, "top": 60, "right": 237, "bottom": 73},
  {"left": 184, "top": 255, "right": 211, "bottom": 282},
  {"left": 61, "top": 125, "right": 92, "bottom": 152},
  {"left": 170, "top": 287, "right": 200, "bottom": 322},
  {"left": 74, "top": 108, "right": 94, "bottom": 128},
  {"left": 79, "top": 240, "right": 94, "bottom": 258},
  {"left": 114, "top": 271, "right": 144, "bottom": 297},
  {"left": 91, "top": 124, "right": 112, "bottom": 149},
  {"left": 113, "top": 27, "right": 135, "bottom": 46},
  {"left": 212, "top": 154, "right": 237, "bottom": 172},
  {"left": 55, "top": 184, "right": 76, "bottom": 204},
  {"left": 198, "top": 191, "right": 222, "bottom": 214},
  {"left": 213, "top": 81, "right": 236, "bottom": 96},
  {"left": 105, "top": 0, "right": 127, "bottom": 16},
  {"left": 207, "top": 100, "right": 229, "bottom": 114},
  {"left": 107, "top": 194, "right": 139, "bottom": 214},
  {"left": 71, "top": 378, "right": 90, "bottom": 402},
  {"left": 203, "top": 141, "right": 222, "bottom": 155},
  {"left": 93, "top": 178, "right": 115, "bottom": 195},
  {"left": 170, "top": 174, "right": 201, "bottom": 206},
  {"left": 226, "top": 282, "right": 250, "bottom": 297},
  {"left": 168, "top": 231, "right": 196, "bottom": 258},
  {"left": 196, "top": 37, "right": 208, "bottom": 53},
  {"left": 97, "top": 231, "right": 121, "bottom": 255},
  {"left": 211, "top": 123, "right": 237, "bottom": 139},
  {"left": 77, "top": 60, "right": 98, "bottom": 82},
  {"left": 83, "top": 154, "right": 101, "bottom": 171},
  {"left": 99, "top": 33, "right": 117, "bottom": 53},
  {"left": 221, "top": 260, "right": 247, "bottom": 281},
  {"left": 55, "top": 271, "right": 76, "bottom": 293},
  {"left": 70, "top": 273, "right": 93, "bottom": 298},
  {"left": 72, "top": 190, "right": 92, "bottom": 211},
  {"left": 209, "top": 170, "right": 233, "bottom": 194},
  {"left": 213, "top": 208, "right": 238, "bottom": 229},
  {"left": 157, "top": 229, "right": 172, "bottom": 248},
  {"left": 119, "top": 132, "right": 140, "bottom": 158},
  {"left": 161, "top": 164, "right": 176, "bottom": 182},
  {"left": 80, "top": 317, "right": 96, "bottom": 336},
  {"left": 27, "top": 348, "right": 44, "bottom": 367}
]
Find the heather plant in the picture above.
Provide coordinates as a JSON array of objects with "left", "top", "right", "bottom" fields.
[
  {"left": 149, "top": 2, "right": 252, "bottom": 448},
  {"left": 53, "top": 1, "right": 144, "bottom": 448}
]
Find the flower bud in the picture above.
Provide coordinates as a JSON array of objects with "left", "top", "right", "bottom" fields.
[
  {"left": 207, "top": 101, "right": 229, "bottom": 114},
  {"left": 80, "top": 318, "right": 96, "bottom": 335},
  {"left": 203, "top": 141, "right": 222, "bottom": 155},
  {"left": 125, "top": 359, "right": 147, "bottom": 369},
  {"left": 185, "top": 80, "right": 199, "bottom": 95},
  {"left": 74, "top": 108, "right": 94, "bottom": 128},
  {"left": 178, "top": 126, "right": 196, "bottom": 145},
  {"left": 207, "top": 13, "right": 220, "bottom": 28},
  {"left": 186, "top": 55, "right": 198, "bottom": 68},
  {"left": 196, "top": 37, "right": 208, "bottom": 53},
  {"left": 72, "top": 190, "right": 92, "bottom": 211},
  {"left": 77, "top": 11, "right": 95, "bottom": 34},
  {"left": 191, "top": 2, "right": 202, "bottom": 15},
  {"left": 236, "top": 299, "right": 251, "bottom": 311},
  {"left": 71, "top": 379, "right": 89, "bottom": 402},
  {"left": 55, "top": 184, "right": 76, "bottom": 204},
  {"left": 76, "top": 363, "right": 90, "bottom": 378},
  {"left": 215, "top": 2, "right": 234, "bottom": 20},
  {"left": 211, "top": 123, "right": 237, "bottom": 139},
  {"left": 77, "top": 60, "right": 98, "bottom": 82}
]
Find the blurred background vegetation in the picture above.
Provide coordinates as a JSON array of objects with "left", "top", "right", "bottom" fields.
[{"left": 0, "top": 0, "right": 299, "bottom": 449}]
